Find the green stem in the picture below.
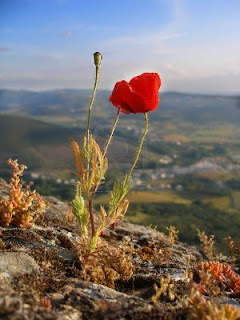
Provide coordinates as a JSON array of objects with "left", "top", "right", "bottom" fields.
[
  {"left": 126, "top": 112, "right": 149, "bottom": 182},
  {"left": 88, "top": 198, "right": 95, "bottom": 237},
  {"left": 86, "top": 66, "right": 100, "bottom": 139},
  {"left": 103, "top": 109, "right": 120, "bottom": 158},
  {"left": 85, "top": 65, "right": 100, "bottom": 236},
  {"left": 86, "top": 65, "right": 100, "bottom": 184}
]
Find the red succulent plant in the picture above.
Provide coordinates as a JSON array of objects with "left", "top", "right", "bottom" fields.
[{"left": 109, "top": 72, "right": 161, "bottom": 114}]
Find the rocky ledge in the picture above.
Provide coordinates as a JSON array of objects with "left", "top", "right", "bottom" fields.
[{"left": 0, "top": 190, "right": 239, "bottom": 319}]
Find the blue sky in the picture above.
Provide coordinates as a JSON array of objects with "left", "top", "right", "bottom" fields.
[{"left": 0, "top": 0, "right": 240, "bottom": 93}]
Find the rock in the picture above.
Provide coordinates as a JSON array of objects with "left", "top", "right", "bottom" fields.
[
  {"left": 57, "top": 305, "right": 82, "bottom": 320},
  {"left": 0, "top": 252, "right": 39, "bottom": 278},
  {"left": 0, "top": 190, "right": 239, "bottom": 319},
  {"left": 0, "top": 272, "right": 12, "bottom": 292}
]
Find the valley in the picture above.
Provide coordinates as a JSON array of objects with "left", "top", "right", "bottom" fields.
[{"left": 0, "top": 89, "right": 240, "bottom": 251}]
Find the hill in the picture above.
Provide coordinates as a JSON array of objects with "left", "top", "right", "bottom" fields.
[
  {"left": 1, "top": 89, "right": 240, "bottom": 125},
  {"left": 0, "top": 115, "right": 78, "bottom": 171},
  {"left": 0, "top": 114, "right": 143, "bottom": 173},
  {"left": 1, "top": 89, "right": 240, "bottom": 150}
]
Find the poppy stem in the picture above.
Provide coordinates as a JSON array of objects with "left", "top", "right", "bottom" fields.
[
  {"left": 86, "top": 66, "right": 100, "bottom": 144},
  {"left": 85, "top": 64, "right": 100, "bottom": 238},
  {"left": 86, "top": 65, "right": 100, "bottom": 181},
  {"left": 103, "top": 109, "right": 120, "bottom": 158},
  {"left": 126, "top": 112, "right": 149, "bottom": 182}
]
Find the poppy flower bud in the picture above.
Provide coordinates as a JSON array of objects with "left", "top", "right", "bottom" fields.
[{"left": 93, "top": 52, "right": 102, "bottom": 67}]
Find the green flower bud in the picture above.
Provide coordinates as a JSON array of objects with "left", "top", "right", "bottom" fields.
[{"left": 93, "top": 52, "right": 102, "bottom": 67}]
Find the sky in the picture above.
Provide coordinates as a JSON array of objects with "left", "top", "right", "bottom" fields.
[{"left": 0, "top": 0, "right": 240, "bottom": 94}]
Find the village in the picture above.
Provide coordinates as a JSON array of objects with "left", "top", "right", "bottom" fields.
[{"left": 28, "top": 156, "right": 240, "bottom": 193}]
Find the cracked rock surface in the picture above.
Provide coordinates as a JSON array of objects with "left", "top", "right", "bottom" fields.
[{"left": 0, "top": 184, "right": 239, "bottom": 320}]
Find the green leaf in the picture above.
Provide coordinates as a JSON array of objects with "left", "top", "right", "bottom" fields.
[{"left": 72, "top": 185, "right": 89, "bottom": 238}]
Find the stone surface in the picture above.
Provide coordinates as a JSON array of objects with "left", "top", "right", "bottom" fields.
[{"left": 0, "top": 252, "right": 39, "bottom": 278}]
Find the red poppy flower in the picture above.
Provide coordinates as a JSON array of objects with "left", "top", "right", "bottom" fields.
[{"left": 109, "top": 72, "right": 161, "bottom": 114}]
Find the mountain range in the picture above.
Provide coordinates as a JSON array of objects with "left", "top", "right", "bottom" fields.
[
  {"left": 0, "top": 89, "right": 239, "bottom": 173},
  {"left": 0, "top": 89, "right": 239, "bottom": 124}
]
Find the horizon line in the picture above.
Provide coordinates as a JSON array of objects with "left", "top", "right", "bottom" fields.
[{"left": 0, "top": 87, "right": 239, "bottom": 97}]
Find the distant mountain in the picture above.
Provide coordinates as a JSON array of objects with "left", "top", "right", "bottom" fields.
[
  {"left": 0, "top": 115, "right": 79, "bottom": 171},
  {"left": 0, "top": 115, "right": 138, "bottom": 172},
  {"left": 1, "top": 90, "right": 240, "bottom": 173},
  {"left": 159, "top": 92, "right": 240, "bottom": 124},
  {"left": 0, "top": 89, "right": 239, "bottom": 125},
  {"left": 0, "top": 89, "right": 110, "bottom": 117}
]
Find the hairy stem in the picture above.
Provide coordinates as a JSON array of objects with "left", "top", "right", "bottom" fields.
[
  {"left": 86, "top": 66, "right": 100, "bottom": 139},
  {"left": 86, "top": 66, "right": 100, "bottom": 180},
  {"left": 88, "top": 198, "right": 95, "bottom": 236},
  {"left": 126, "top": 112, "right": 149, "bottom": 182},
  {"left": 85, "top": 66, "right": 100, "bottom": 236},
  {"left": 103, "top": 109, "right": 120, "bottom": 158}
]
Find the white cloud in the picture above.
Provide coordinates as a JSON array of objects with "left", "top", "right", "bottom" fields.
[
  {"left": 163, "top": 64, "right": 190, "bottom": 78},
  {"left": 25, "top": 48, "right": 65, "bottom": 63},
  {"left": 165, "top": 73, "right": 240, "bottom": 94},
  {"left": 107, "top": 31, "right": 186, "bottom": 46}
]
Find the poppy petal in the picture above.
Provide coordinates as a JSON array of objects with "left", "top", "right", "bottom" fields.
[
  {"left": 130, "top": 73, "right": 161, "bottom": 111},
  {"left": 109, "top": 81, "right": 148, "bottom": 114}
]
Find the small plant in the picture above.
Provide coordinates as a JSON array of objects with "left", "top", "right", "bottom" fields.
[
  {"left": 187, "top": 285, "right": 240, "bottom": 320},
  {"left": 198, "top": 261, "right": 240, "bottom": 297},
  {"left": 152, "top": 274, "right": 176, "bottom": 303},
  {"left": 197, "top": 229, "right": 215, "bottom": 260},
  {"left": 71, "top": 52, "right": 162, "bottom": 252},
  {"left": 76, "top": 238, "right": 134, "bottom": 288},
  {"left": 0, "top": 159, "right": 46, "bottom": 227},
  {"left": 183, "top": 255, "right": 194, "bottom": 283},
  {"left": 226, "top": 236, "right": 240, "bottom": 266},
  {"left": 166, "top": 225, "right": 179, "bottom": 245}
]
